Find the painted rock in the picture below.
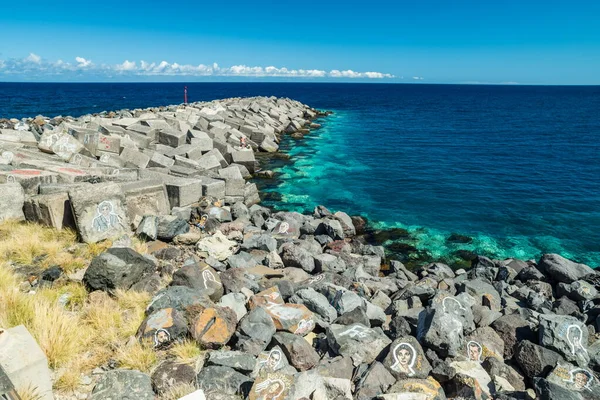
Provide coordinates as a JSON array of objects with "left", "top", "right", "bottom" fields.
[
  {"left": 248, "top": 372, "right": 294, "bottom": 400},
  {"left": 137, "top": 307, "right": 188, "bottom": 348},
  {"left": 382, "top": 336, "right": 432, "bottom": 379},
  {"left": 191, "top": 306, "right": 237, "bottom": 349}
]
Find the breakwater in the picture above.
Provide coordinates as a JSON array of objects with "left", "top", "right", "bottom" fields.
[{"left": 0, "top": 96, "right": 599, "bottom": 399}]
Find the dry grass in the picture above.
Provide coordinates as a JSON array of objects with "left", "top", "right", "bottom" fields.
[
  {"left": 157, "top": 383, "right": 197, "bottom": 400},
  {"left": 0, "top": 220, "right": 160, "bottom": 396},
  {"left": 169, "top": 340, "right": 202, "bottom": 363},
  {"left": 15, "top": 385, "right": 44, "bottom": 400}
]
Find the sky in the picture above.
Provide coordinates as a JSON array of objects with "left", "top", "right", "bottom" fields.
[{"left": 1, "top": 0, "right": 599, "bottom": 84}]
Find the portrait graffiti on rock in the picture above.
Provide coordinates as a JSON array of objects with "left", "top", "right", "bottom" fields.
[
  {"left": 258, "top": 349, "right": 283, "bottom": 372},
  {"left": 442, "top": 297, "right": 466, "bottom": 314},
  {"left": 202, "top": 269, "right": 221, "bottom": 289},
  {"left": 568, "top": 368, "right": 594, "bottom": 391},
  {"left": 153, "top": 328, "right": 171, "bottom": 348},
  {"left": 390, "top": 342, "right": 417, "bottom": 376},
  {"left": 467, "top": 340, "right": 483, "bottom": 362},
  {"left": 566, "top": 325, "right": 588, "bottom": 356},
  {"left": 339, "top": 325, "right": 371, "bottom": 339},
  {"left": 92, "top": 200, "right": 121, "bottom": 232}
]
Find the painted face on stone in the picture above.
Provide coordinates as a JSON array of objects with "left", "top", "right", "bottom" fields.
[
  {"left": 100, "top": 204, "right": 111, "bottom": 216},
  {"left": 267, "top": 351, "right": 281, "bottom": 369},
  {"left": 468, "top": 341, "right": 482, "bottom": 362},
  {"left": 154, "top": 329, "right": 170, "bottom": 347},
  {"left": 398, "top": 348, "right": 411, "bottom": 366},
  {"left": 574, "top": 372, "right": 589, "bottom": 389}
]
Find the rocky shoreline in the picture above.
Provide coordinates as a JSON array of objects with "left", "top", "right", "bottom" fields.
[{"left": 1, "top": 96, "right": 600, "bottom": 399}]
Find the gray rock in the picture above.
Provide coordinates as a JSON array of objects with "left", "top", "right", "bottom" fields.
[
  {"left": 171, "top": 262, "right": 223, "bottom": 302},
  {"left": 205, "top": 351, "right": 257, "bottom": 374},
  {"left": 317, "top": 218, "right": 345, "bottom": 240},
  {"left": 136, "top": 307, "right": 188, "bottom": 348},
  {"left": 382, "top": 336, "right": 432, "bottom": 379},
  {"left": 289, "top": 287, "right": 338, "bottom": 325},
  {"left": 151, "top": 361, "right": 196, "bottom": 395},
  {"left": 327, "top": 323, "right": 391, "bottom": 366},
  {"left": 537, "top": 253, "right": 595, "bottom": 284},
  {"left": 355, "top": 361, "right": 396, "bottom": 400},
  {"left": 280, "top": 242, "right": 315, "bottom": 273},
  {"left": 90, "top": 370, "right": 154, "bottom": 400},
  {"left": 206, "top": 206, "right": 232, "bottom": 223},
  {"left": 314, "top": 253, "right": 347, "bottom": 274},
  {"left": 83, "top": 248, "right": 156, "bottom": 292},
  {"left": 534, "top": 377, "right": 583, "bottom": 400},
  {"left": 218, "top": 292, "right": 247, "bottom": 321},
  {"left": 241, "top": 233, "right": 277, "bottom": 252},
  {"left": 458, "top": 278, "right": 502, "bottom": 311},
  {"left": 334, "top": 306, "right": 371, "bottom": 327},
  {"left": 515, "top": 340, "right": 565, "bottom": 378},
  {"left": 136, "top": 215, "right": 158, "bottom": 240},
  {"left": 252, "top": 346, "right": 295, "bottom": 377},
  {"left": 417, "top": 307, "right": 465, "bottom": 358},
  {"left": 238, "top": 306, "right": 276, "bottom": 345},
  {"left": 423, "top": 263, "right": 455, "bottom": 279},
  {"left": 227, "top": 252, "right": 256, "bottom": 269},
  {"left": 491, "top": 314, "right": 536, "bottom": 359},
  {"left": 156, "top": 215, "right": 189, "bottom": 241},
  {"left": 385, "top": 377, "right": 447, "bottom": 400},
  {"left": 0, "top": 183, "right": 25, "bottom": 222},
  {"left": 272, "top": 331, "right": 320, "bottom": 371},
  {"left": 146, "top": 285, "right": 212, "bottom": 315},
  {"left": 195, "top": 366, "right": 252, "bottom": 397},
  {"left": 539, "top": 314, "right": 590, "bottom": 366},
  {"left": 481, "top": 357, "right": 526, "bottom": 392},
  {"left": 316, "top": 356, "right": 355, "bottom": 381}
]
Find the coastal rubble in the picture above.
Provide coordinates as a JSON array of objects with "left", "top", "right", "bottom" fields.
[{"left": 0, "top": 96, "right": 599, "bottom": 399}]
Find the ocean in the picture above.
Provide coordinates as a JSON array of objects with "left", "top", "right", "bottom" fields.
[{"left": 1, "top": 82, "right": 599, "bottom": 267}]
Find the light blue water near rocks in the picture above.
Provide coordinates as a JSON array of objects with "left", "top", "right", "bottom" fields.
[
  {"left": 1, "top": 83, "right": 599, "bottom": 266},
  {"left": 257, "top": 85, "right": 600, "bottom": 267}
]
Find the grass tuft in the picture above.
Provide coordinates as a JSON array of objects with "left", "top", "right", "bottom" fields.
[{"left": 169, "top": 340, "right": 202, "bottom": 364}]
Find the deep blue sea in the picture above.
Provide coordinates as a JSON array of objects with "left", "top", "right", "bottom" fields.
[{"left": 1, "top": 83, "right": 599, "bottom": 267}]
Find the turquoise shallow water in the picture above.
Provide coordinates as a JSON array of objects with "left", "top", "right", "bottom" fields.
[{"left": 255, "top": 85, "right": 600, "bottom": 268}]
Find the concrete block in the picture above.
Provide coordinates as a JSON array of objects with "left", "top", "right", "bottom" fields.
[
  {"left": 225, "top": 178, "right": 246, "bottom": 197},
  {"left": 98, "top": 152, "right": 126, "bottom": 168},
  {"left": 69, "top": 182, "right": 130, "bottom": 243},
  {"left": 196, "top": 176, "right": 226, "bottom": 199},
  {"left": 196, "top": 154, "right": 221, "bottom": 172},
  {"left": 158, "top": 128, "right": 187, "bottom": 148},
  {"left": 0, "top": 169, "right": 59, "bottom": 195},
  {"left": 0, "top": 183, "right": 25, "bottom": 222},
  {"left": 120, "top": 147, "right": 150, "bottom": 169},
  {"left": 203, "top": 148, "right": 228, "bottom": 168},
  {"left": 97, "top": 134, "right": 121, "bottom": 154},
  {"left": 231, "top": 150, "right": 256, "bottom": 173},
  {"left": 47, "top": 166, "right": 94, "bottom": 183},
  {"left": 23, "top": 192, "right": 76, "bottom": 230},
  {"left": 139, "top": 170, "right": 203, "bottom": 208},
  {"left": 147, "top": 151, "right": 175, "bottom": 169},
  {"left": 0, "top": 325, "right": 54, "bottom": 400},
  {"left": 120, "top": 179, "right": 170, "bottom": 229}
]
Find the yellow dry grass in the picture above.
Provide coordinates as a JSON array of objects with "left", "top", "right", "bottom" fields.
[
  {"left": 0, "top": 220, "right": 158, "bottom": 396},
  {"left": 169, "top": 339, "right": 202, "bottom": 363},
  {"left": 157, "top": 383, "right": 197, "bottom": 400}
]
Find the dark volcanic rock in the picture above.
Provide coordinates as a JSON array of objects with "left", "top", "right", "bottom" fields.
[
  {"left": 83, "top": 248, "right": 156, "bottom": 292},
  {"left": 90, "top": 370, "right": 154, "bottom": 400},
  {"left": 537, "top": 253, "right": 595, "bottom": 284}
]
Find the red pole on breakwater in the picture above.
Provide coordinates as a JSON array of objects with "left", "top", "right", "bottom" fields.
[{"left": 184, "top": 86, "right": 188, "bottom": 104}]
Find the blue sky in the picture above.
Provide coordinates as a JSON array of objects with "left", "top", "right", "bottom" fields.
[{"left": 1, "top": 0, "right": 599, "bottom": 84}]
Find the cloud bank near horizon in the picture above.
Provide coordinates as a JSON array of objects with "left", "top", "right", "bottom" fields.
[{"left": 0, "top": 53, "right": 399, "bottom": 80}]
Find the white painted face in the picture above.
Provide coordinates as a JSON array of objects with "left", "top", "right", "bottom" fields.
[
  {"left": 390, "top": 342, "right": 417, "bottom": 375},
  {"left": 277, "top": 222, "right": 290, "bottom": 234}
]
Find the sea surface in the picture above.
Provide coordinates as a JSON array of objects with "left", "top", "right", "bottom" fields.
[{"left": 1, "top": 82, "right": 599, "bottom": 266}]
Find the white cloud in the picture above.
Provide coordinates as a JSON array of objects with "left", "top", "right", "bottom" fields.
[
  {"left": 0, "top": 54, "right": 397, "bottom": 80},
  {"left": 75, "top": 56, "right": 92, "bottom": 68},
  {"left": 412, "top": 76, "right": 424, "bottom": 80},
  {"left": 25, "top": 53, "right": 41, "bottom": 64},
  {"left": 116, "top": 60, "right": 136, "bottom": 71}
]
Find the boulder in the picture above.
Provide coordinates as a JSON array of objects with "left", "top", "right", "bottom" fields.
[
  {"left": 83, "top": 247, "right": 156, "bottom": 292},
  {"left": 156, "top": 215, "right": 190, "bottom": 241},
  {"left": 195, "top": 366, "right": 252, "bottom": 397},
  {"left": 146, "top": 285, "right": 212, "bottom": 315},
  {"left": 537, "top": 253, "right": 595, "bottom": 283},
  {"left": 136, "top": 307, "right": 188, "bottom": 348},
  {"left": 90, "top": 370, "right": 154, "bottom": 400},
  {"left": 382, "top": 336, "right": 432, "bottom": 379},
  {"left": 272, "top": 331, "right": 320, "bottom": 371},
  {"left": 191, "top": 306, "right": 237, "bottom": 349},
  {"left": 196, "top": 231, "right": 238, "bottom": 261},
  {"left": 151, "top": 361, "right": 196, "bottom": 395},
  {"left": 171, "top": 262, "right": 223, "bottom": 302},
  {"left": 205, "top": 351, "right": 257, "bottom": 374},
  {"left": 327, "top": 323, "right": 391, "bottom": 366},
  {"left": 539, "top": 314, "right": 590, "bottom": 366}
]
